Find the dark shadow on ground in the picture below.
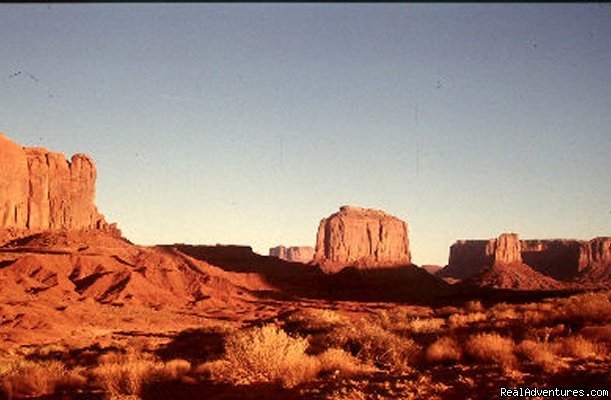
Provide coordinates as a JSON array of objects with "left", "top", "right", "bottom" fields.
[
  {"left": 142, "top": 380, "right": 301, "bottom": 400},
  {"left": 156, "top": 327, "right": 227, "bottom": 364}
]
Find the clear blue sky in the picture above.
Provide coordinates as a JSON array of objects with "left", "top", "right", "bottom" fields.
[{"left": 1, "top": 4, "right": 610, "bottom": 265}]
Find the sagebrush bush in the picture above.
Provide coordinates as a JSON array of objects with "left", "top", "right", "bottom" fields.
[
  {"left": 516, "top": 340, "right": 566, "bottom": 373},
  {"left": 448, "top": 312, "right": 487, "bottom": 328},
  {"left": 407, "top": 318, "right": 446, "bottom": 334},
  {"left": 425, "top": 337, "right": 462, "bottom": 363},
  {"left": 221, "top": 324, "right": 320, "bottom": 388},
  {"left": 465, "top": 333, "right": 517, "bottom": 370},
  {"left": 558, "top": 292, "right": 611, "bottom": 325},
  {"left": 580, "top": 324, "right": 611, "bottom": 346},
  {"left": 93, "top": 353, "right": 190, "bottom": 398},
  {"left": 317, "top": 348, "right": 365, "bottom": 376},
  {"left": 554, "top": 336, "right": 598, "bottom": 359},
  {"left": 285, "top": 308, "right": 344, "bottom": 333},
  {"left": 0, "top": 359, "right": 85, "bottom": 399},
  {"left": 323, "top": 319, "right": 420, "bottom": 371}
]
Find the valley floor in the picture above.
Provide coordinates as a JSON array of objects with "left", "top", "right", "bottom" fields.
[{"left": 1, "top": 290, "right": 610, "bottom": 400}]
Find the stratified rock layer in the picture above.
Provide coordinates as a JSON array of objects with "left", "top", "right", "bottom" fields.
[
  {"left": 269, "top": 245, "right": 314, "bottom": 263},
  {"left": 0, "top": 133, "right": 118, "bottom": 241},
  {"left": 313, "top": 206, "right": 411, "bottom": 273}
]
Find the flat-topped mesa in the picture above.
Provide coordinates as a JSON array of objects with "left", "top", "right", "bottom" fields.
[
  {"left": 441, "top": 233, "right": 521, "bottom": 280},
  {"left": 269, "top": 245, "right": 314, "bottom": 263},
  {"left": 521, "top": 237, "right": 611, "bottom": 280},
  {"left": 442, "top": 233, "right": 610, "bottom": 282},
  {"left": 0, "top": 133, "right": 120, "bottom": 242},
  {"left": 313, "top": 206, "right": 411, "bottom": 273}
]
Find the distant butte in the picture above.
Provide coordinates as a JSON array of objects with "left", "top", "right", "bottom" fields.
[
  {"left": 269, "top": 245, "right": 314, "bottom": 263},
  {"left": 438, "top": 233, "right": 611, "bottom": 289},
  {"left": 313, "top": 205, "right": 411, "bottom": 273}
]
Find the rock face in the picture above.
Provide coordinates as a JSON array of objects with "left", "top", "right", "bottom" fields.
[
  {"left": 441, "top": 233, "right": 522, "bottom": 280},
  {"left": 313, "top": 206, "right": 411, "bottom": 273},
  {"left": 0, "top": 133, "right": 119, "bottom": 241},
  {"left": 269, "top": 246, "right": 314, "bottom": 263},
  {"left": 440, "top": 233, "right": 611, "bottom": 285},
  {"left": 522, "top": 237, "right": 611, "bottom": 280}
]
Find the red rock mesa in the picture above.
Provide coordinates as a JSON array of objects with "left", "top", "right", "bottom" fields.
[
  {"left": 0, "top": 133, "right": 119, "bottom": 242},
  {"left": 313, "top": 206, "right": 411, "bottom": 273},
  {"left": 269, "top": 245, "right": 314, "bottom": 263},
  {"left": 440, "top": 232, "right": 611, "bottom": 287}
]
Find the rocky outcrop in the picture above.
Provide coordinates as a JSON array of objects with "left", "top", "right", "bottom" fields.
[
  {"left": 440, "top": 233, "right": 610, "bottom": 285},
  {"left": 522, "top": 237, "right": 611, "bottom": 280},
  {"left": 313, "top": 206, "right": 411, "bottom": 273},
  {"left": 269, "top": 245, "right": 314, "bottom": 263},
  {"left": 0, "top": 133, "right": 119, "bottom": 242}
]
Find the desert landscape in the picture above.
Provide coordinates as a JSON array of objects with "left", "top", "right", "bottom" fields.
[
  {"left": 2, "top": 4, "right": 610, "bottom": 400},
  {"left": 0, "top": 133, "right": 609, "bottom": 399}
]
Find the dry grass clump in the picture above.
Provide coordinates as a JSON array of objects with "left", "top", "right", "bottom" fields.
[
  {"left": 93, "top": 353, "right": 191, "bottom": 398},
  {"left": 448, "top": 312, "right": 487, "bottom": 329},
  {"left": 553, "top": 336, "right": 599, "bottom": 359},
  {"left": 0, "top": 359, "right": 86, "bottom": 399},
  {"left": 489, "top": 303, "right": 520, "bottom": 322},
  {"left": 323, "top": 319, "right": 421, "bottom": 371},
  {"left": 580, "top": 324, "right": 611, "bottom": 348},
  {"left": 465, "top": 300, "right": 484, "bottom": 312},
  {"left": 425, "top": 337, "right": 462, "bottom": 363},
  {"left": 201, "top": 324, "right": 320, "bottom": 388},
  {"left": 285, "top": 308, "right": 344, "bottom": 333},
  {"left": 372, "top": 307, "right": 435, "bottom": 333},
  {"left": 406, "top": 318, "right": 446, "bottom": 334},
  {"left": 516, "top": 340, "right": 567, "bottom": 373},
  {"left": 558, "top": 292, "right": 611, "bottom": 325},
  {"left": 465, "top": 333, "right": 517, "bottom": 370},
  {"left": 317, "top": 348, "right": 365, "bottom": 375}
]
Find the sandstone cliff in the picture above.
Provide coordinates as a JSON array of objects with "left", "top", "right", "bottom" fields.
[
  {"left": 440, "top": 233, "right": 610, "bottom": 287},
  {"left": 269, "top": 245, "right": 314, "bottom": 263},
  {"left": 0, "top": 133, "right": 119, "bottom": 242},
  {"left": 313, "top": 206, "right": 411, "bottom": 273}
]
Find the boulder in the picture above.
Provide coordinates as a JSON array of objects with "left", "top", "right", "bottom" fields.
[{"left": 313, "top": 206, "right": 411, "bottom": 273}]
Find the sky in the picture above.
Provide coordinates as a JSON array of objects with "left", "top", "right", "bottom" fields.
[{"left": 1, "top": 4, "right": 610, "bottom": 265}]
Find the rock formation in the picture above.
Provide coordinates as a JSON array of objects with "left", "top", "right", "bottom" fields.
[
  {"left": 313, "top": 206, "right": 411, "bottom": 273},
  {"left": 269, "top": 245, "right": 314, "bottom": 263},
  {"left": 0, "top": 133, "right": 119, "bottom": 242},
  {"left": 522, "top": 237, "right": 611, "bottom": 280},
  {"left": 440, "top": 232, "right": 611, "bottom": 286}
]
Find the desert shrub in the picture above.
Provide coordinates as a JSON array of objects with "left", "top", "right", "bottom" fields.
[
  {"left": 317, "top": 348, "right": 364, "bottom": 376},
  {"left": 448, "top": 312, "right": 487, "bottom": 329},
  {"left": 526, "top": 324, "right": 568, "bottom": 343},
  {"left": 489, "top": 304, "right": 519, "bottom": 322},
  {"left": 554, "top": 335, "right": 598, "bottom": 359},
  {"left": 465, "top": 333, "right": 517, "bottom": 370},
  {"left": 285, "top": 308, "right": 344, "bottom": 334},
  {"left": 465, "top": 300, "right": 484, "bottom": 313},
  {"left": 93, "top": 353, "right": 191, "bottom": 398},
  {"left": 406, "top": 318, "right": 446, "bottom": 334},
  {"left": 516, "top": 340, "right": 567, "bottom": 373},
  {"left": 425, "top": 337, "right": 462, "bottom": 363},
  {"left": 580, "top": 324, "right": 611, "bottom": 347},
  {"left": 0, "top": 360, "right": 86, "bottom": 399},
  {"left": 217, "top": 324, "right": 320, "bottom": 388},
  {"left": 323, "top": 319, "right": 420, "bottom": 371},
  {"left": 436, "top": 306, "right": 462, "bottom": 317},
  {"left": 558, "top": 292, "right": 611, "bottom": 325},
  {"left": 372, "top": 307, "right": 435, "bottom": 333}
]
